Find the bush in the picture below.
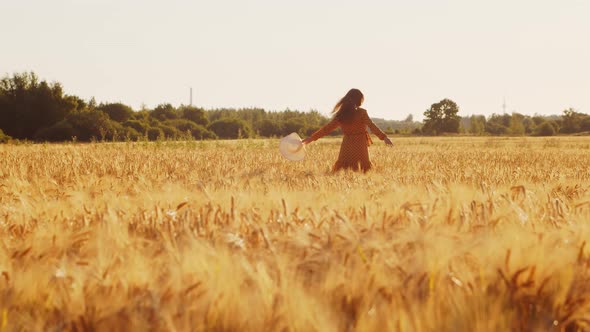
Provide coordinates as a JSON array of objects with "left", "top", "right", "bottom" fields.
[
  {"left": 257, "top": 119, "right": 282, "bottom": 137},
  {"left": 549, "top": 121, "right": 560, "bottom": 133},
  {"left": 164, "top": 119, "right": 217, "bottom": 139},
  {"left": 158, "top": 125, "right": 180, "bottom": 139},
  {"left": 97, "top": 103, "right": 134, "bottom": 122},
  {"left": 580, "top": 118, "right": 590, "bottom": 132},
  {"left": 189, "top": 125, "right": 217, "bottom": 140},
  {"left": 0, "top": 72, "right": 78, "bottom": 139},
  {"left": 123, "top": 120, "right": 149, "bottom": 135},
  {"left": 165, "top": 119, "right": 199, "bottom": 132},
  {"left": 485, "top": 122, "right": 508, "bottom": 135},
  {"left": 147, "top": 127, "right": 164, "bottom": 141},
  {"left": 536, "top": 122, "right": 556, "bottom": 136},
  {"left": 120, "top": 127, "right": 142, "bottom": 141},
  {"left": 64, "top": 110, "right": 118, "bottom": 141},
  {"left": 180, "top": 106, "right": 209, "bottom": 126},
  {"left": 34, "top": 121, "right": 75, "bottom": 141},
  {"left": 151, "top": 104, "right": 178, "bottom": 121},
  {"left": 208, "top": 118, "right": 253, "bottom": 139}
]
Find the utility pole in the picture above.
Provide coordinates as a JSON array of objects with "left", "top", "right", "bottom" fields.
[
  {"left": 502, "top": 97, "right": 507, "bottom": 114},
  {"left": 190, "top": 87, "right": 193, "bottom": 106}
]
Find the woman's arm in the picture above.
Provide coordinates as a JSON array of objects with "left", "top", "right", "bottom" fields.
[
  {"left": 361, "top": 109, "right": 393, "bottom": 145},
  {"left": 302, "top": 118, "right": 340, "bottom": 145}
]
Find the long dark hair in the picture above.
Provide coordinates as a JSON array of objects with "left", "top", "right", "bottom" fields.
[{"left": 332, "top": 88, "right": 364, "bottom": 124}]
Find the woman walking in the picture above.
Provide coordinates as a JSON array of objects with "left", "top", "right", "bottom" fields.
[{"left": 302, "top": 89, "right": 393, "bottom": 172}]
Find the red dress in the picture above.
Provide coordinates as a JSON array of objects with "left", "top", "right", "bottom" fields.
[{"left": 309, "top": 108, "right": 386, "bottom": 172}]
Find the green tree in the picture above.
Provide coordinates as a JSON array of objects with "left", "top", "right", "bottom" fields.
[
  {"left": 151, "top": 104, "right": 178, "bottom": 121},
  {"left": 422, "top": 99, "right": 460, "bottom": 135},
  {"left": 208, "top": 118, "right": 253, "bottom": 139},
  {"left": 0, "top": 72, "right": 78, "bottom": 139},
  {"left": 532, "top": 116, "right": 546, "bottom": 126},
  {"left": 123, "top": 120, "right": 149, "bottom": 135},
  {"left": 549, "top": 120, "right": 560, "bottom": 133},
  {"left": 188, "top": 125, "right": 217, "bottom": 140},
  {"left": 536, "top": 122, "right": 556, "bottom": 136},
  {"left": 164, "top": 119, "right": 216, "bottom": 139},
  {"left": 180, "top": 105, "right": 208, "bottom": 126},
  {"left": 88, "top": 97, "right": 97, "bottom": 109},
  {"left": 580, "top": 117, "right": 590, "bottom": 132},
  {"left": 64, "top": 109, "right": 118, "bottom": 141},
  {"left": 257, "top": 119, "right": 282, "bottom": 137},
  {"left": 485, "top": 114, "right": 510, "bottom": 135},
  {"left": 147, "top": 127, "right": 164, "bottom": 140},
  {"left": 98, "top": 102, "right": 134, "bottom": 122},
  {"left": 508, "top": 113, "right": 525, "bottom": 136},
  {"left": 281, "top": 118, "right": 307, "bottom": 136},
  {"left": 120, "top": 127, "right": 142, "bottom": 141},
  {"left": 469, "top": 115, "right": 486, "bottom": 135},
  {"left": 522, "top": 117, "right": 536, "bottom": 134},
  {"left": 560, "top": 108, "right": 585, "bottom": 133},
  {"left": 158, "top": 124, "right": 180, "bottom": 139},
  {"left": 34, "top": 120, "right": 75, "bottom": 141}
]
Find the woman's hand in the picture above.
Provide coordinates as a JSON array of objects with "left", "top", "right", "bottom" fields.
[
  {"left": 384, "top": 137, "right": 393, "bottom": 146},
  {"left": 301, "top": 137, "right": 312, "bottom": 145}
]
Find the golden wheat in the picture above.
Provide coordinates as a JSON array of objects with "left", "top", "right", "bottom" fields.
[{"left": 1, "top": 137, "right": 590, "bottom": 331}]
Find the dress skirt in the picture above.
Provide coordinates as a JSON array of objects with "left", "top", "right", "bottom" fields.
[{"left": 333, "top": 133, "right": 371, "bottom": 172}]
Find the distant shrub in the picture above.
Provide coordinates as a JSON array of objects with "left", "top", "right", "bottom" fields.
[
  {"left": 120, "top": 127, "right": 142, "bottom": 141},
  {"left": 580, "top": 118, "right": 590, "bottom": 132},
  {"left": 190, "top": 125, "right": 218, "bottom": 140},
  {"left": 164, "top": 119, "right": 217, "bottom": 139},
  {"left": 208, "top": 118, "right": 253, "bottom": 139},
  {"left": 536, "top": 122, "right": 556, "bottom": 136},
  {"left": 63, "top": 109, "right": 118, "bottom": 141},
  {"left": 147, "top": 127, "right": 164, "bottom": 141},
  {"left": 165, "top": 119, "right": 199, "bottom": 132},
  {"left": 34, "top": 121, "right": 75, "bottom": 141},
  {"left": 123, "top": 120, "right": 148, "bottom": 135},
  {"left": 158, "top": 125, "right": 180, "bottom": 139},
  {"left": 151, "top": 104, "right": 179, "bottom": 121},
  {"left": 97, "top": 103, "right": 134, "bottom": 122},
  {"left": 257, "top": 119, "right": 282, "bottom": 137},
  {"left": 180, "top": 106, "right": 209, "bottom": 126}
]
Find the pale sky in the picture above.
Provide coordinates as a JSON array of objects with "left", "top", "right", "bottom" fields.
[{"left": 1, "top": 0, "right": 588, "bottom": 120}]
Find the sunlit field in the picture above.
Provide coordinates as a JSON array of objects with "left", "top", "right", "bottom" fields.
[{"left": 2, "top": 137, "right": 590, "bottom": 331}]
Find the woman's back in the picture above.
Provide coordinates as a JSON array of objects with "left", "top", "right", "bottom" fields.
[{"left": 339, "top": 108, "right": 372, "bottom": 135}]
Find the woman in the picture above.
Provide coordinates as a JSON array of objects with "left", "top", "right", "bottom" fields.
[{"left": 302, "top": 88, "right": 393, "bottom": 172}]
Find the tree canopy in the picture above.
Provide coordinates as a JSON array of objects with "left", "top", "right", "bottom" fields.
[
  {"left": 1, "top": 72, "right": 589, "bottom": 143},
  {"left": 422, "top": 99, "right": 461, "bottom": 135}
]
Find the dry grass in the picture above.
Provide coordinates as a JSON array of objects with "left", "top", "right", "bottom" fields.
[{"left": 2, "top": 137, "right": 590, "bottom": 331}]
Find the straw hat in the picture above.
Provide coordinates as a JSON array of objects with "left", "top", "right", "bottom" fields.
[{"left": 279, "top": 132, "right": 305, "bottom": 161}]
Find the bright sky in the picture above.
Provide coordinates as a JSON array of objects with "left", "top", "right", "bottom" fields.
[{"left": 1, "top": 0, "right": 588, "bottom": 120}]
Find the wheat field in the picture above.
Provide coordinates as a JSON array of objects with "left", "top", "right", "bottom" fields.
[{"left": 1, "top": 137, "right": 590, "bottom": 331}]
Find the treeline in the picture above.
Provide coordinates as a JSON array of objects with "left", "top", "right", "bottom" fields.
[
  {"left": 418, "top": 98, "right": 590, "bottom": 136},
  {"left": 459, "top": 111, "right": 590, "bottom": 136},
  {"left": 0, "top": 72, "right": 337, "bottom": 142},
  {"left": 1, "top": 72, "right": 589, "bottom": 143}
]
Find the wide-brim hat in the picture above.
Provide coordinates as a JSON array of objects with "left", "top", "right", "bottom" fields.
[{"left": 279, "top": 132, "right": 305, "bottom": 161}]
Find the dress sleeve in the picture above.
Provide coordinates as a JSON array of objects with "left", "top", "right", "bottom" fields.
[
  {"left": 362, "top": 109, "right": 387, "bottom": 140},
  {"left": 308, "top": 118, "right": 340, "bottom": 142}
]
